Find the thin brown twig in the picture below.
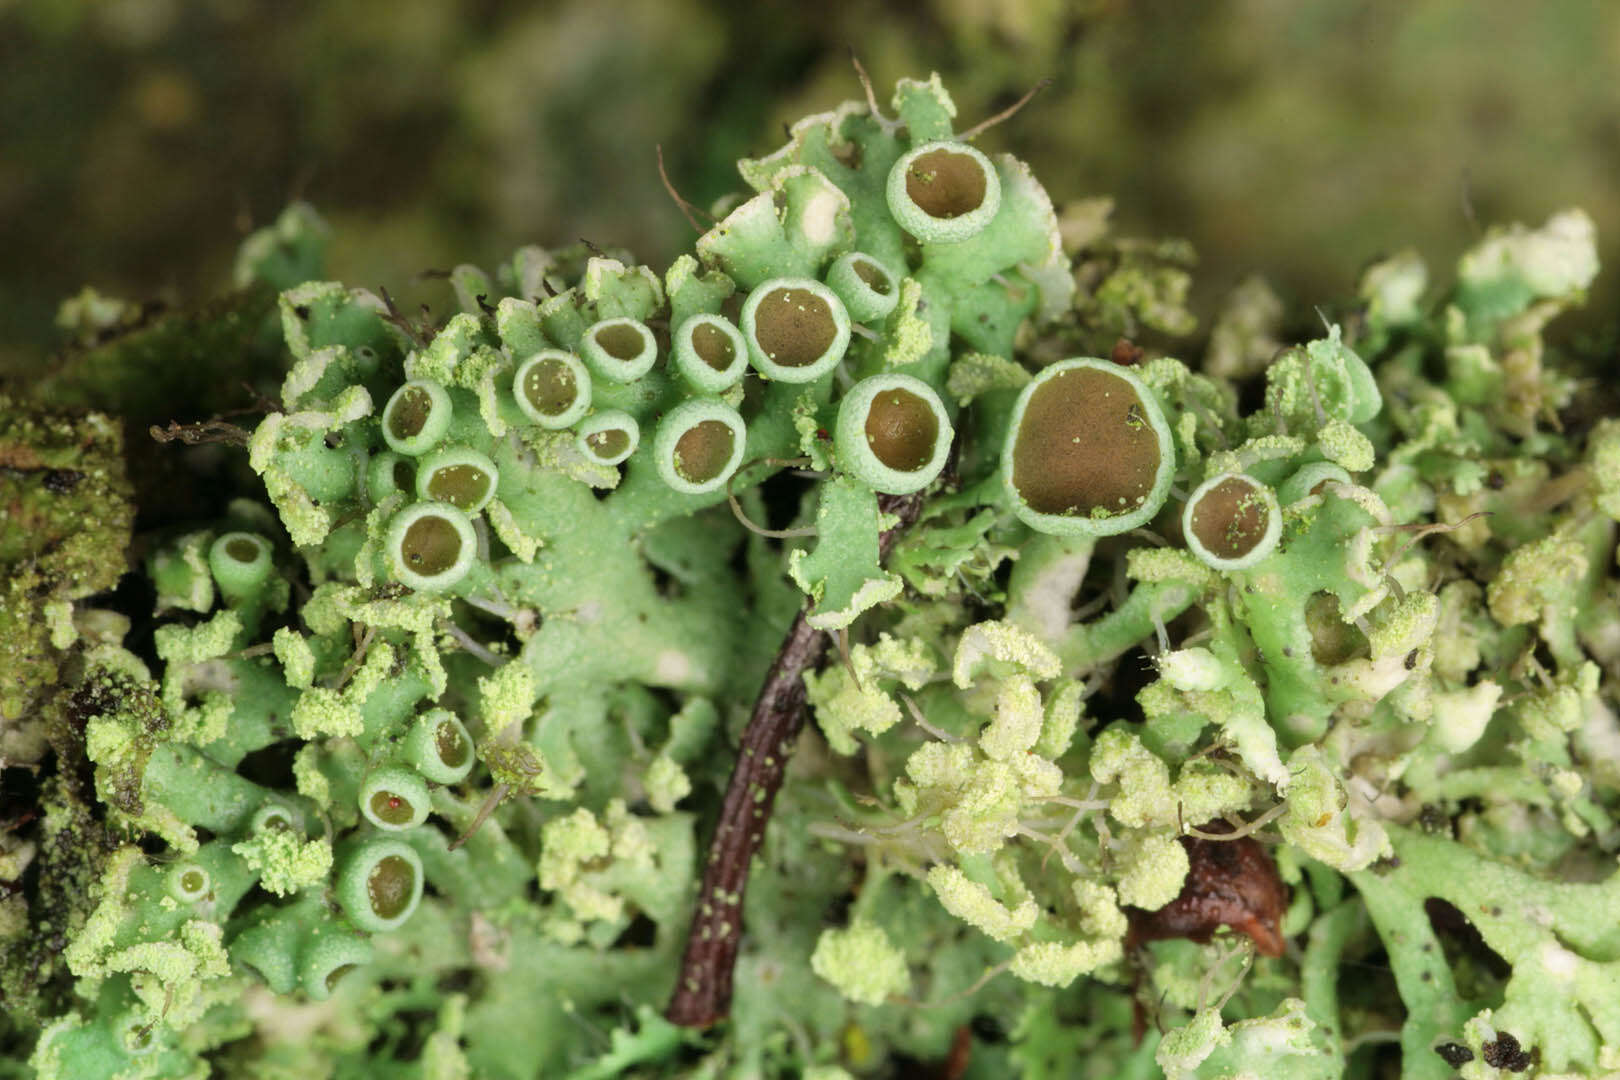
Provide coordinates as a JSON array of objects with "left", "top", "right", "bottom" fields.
[
  {"left": 378, "top": 286, "right": 425, "bottom": 347},
  {"left": 849, "top": 49, "right": 886, "bottom": 124},
  {"left": 657, "top": 145, "right": 715, "bottom": 231},
  {"left": 724, "top": 457, "right": 819, "bottom": 539},
  {"left": 1379, "top": 511, "right": 1491, "bottom": 567},
  {"left": 333, "top": 626, "right": 377, "bottom": 691},
  {"left": 1179, "top": 801, "right": 1288, "bottom": 841},
  {"left": 835, "top": 625, "right": 863, "bottom": 690},
  {"left": 665, "top": 486, "right": 931, "bottom": 1028},
  {"left": 663, "top": 608, "right": 827, "bottom": 1028},
  {"left": 449, "top": 782, "right": 510, "bottom": 852},
  {"left": 959, "top": 78, "right": 1053, "bottom": 141},
  {"left": 149, "top": 420, "right": 251, "bottom": 446},
  {"left": 725, "top": 492, "right": 816, "bottom": 540}
]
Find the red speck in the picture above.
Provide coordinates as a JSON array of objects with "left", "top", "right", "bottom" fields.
[
  {"left": 387, "top": 796, "right": 403, "bottom": 810},
  {"left": 815, "top": 427, "right": 831, "bottom": 440},
  {"left": 1110, "top": 338, "right": 1145, "bottom": 367}
]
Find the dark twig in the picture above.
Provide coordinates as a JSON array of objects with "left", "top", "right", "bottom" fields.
[
  {"left": 657, "top": 145, "right": 715, "bottom": 232},
  {"left": 959, "top": 78, "right": 1053, "bottom": 142},
  {"left": 378, "top": 286, "right": 425, "bottom": 347},
  {"left": 149, "top": 419, "right": 250, "bottom": 446},
  {"left": 449, "top": 782, "right": 510, "bottom": 852},
  {"left": 666, "top": 487, "right": 930, "bottom": 1028},
  {"left": 849, "top": 49, "right": 891, "bottom": 129}
]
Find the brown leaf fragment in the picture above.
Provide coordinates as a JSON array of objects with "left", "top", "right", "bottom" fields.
[{"left": 1126, "top": 823, "right": 1289, "bottom": 957}]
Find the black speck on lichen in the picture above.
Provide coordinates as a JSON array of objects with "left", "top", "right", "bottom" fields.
[
  {"left": 1482, "top": 1032, "right": 1532, "bottom": 1072},
  {"left": 1434, "top": 1042, "right": 1473, "bottom": 1067}
]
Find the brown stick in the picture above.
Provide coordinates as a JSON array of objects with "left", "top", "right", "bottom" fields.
[
  {"left": 666, "top": 489, "right": 929, "bottom": 1027},
  {"left": 958, "top": 77, "right": 1053, "bottom": 142},
  {"left": 657, "top": 144, "right": 716, "bottom": 231}
]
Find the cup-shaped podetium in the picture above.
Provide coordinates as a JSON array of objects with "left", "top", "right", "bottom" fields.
[
  {"left": 580, "top": 317, "right": 658, "bottom": 383},
  {"left": 575, "top": 410, "right": 641, "bottom": 467},
  {"left": 740, "top": 278, "right": 851, "bottom": 382},
  {"left": 299, "top": 929, "right": 373, "bottom": 1002},
  {"left": 1278, "top": 461, "right": 1351, "bottom": 506},
  {"left": 654, "top": 399, "right": 747, "bottom": 495},
  {"left": 359, "top": 765, "right": 432, "bottom": 831},
  {"left": 337, "top": 836, "right": 424, "bottom": 934},
  {"left": 404, "top": 709, "right": 476, "bottom": 785},
  {"left": 1182, "top": 472, "right": 1282, "bottom": 571},
  {"left": 415, "top": 447, "right": 498, "bottom": 513},
  {"left": 514, "top": 350, "right": 592, "bottom": 430},
  {"left": 1002, "top": 358, "right": 1176, "bottom": 536},
  {"left": 208, "top": 531, "right": 273, "bottom": 605},
  {"left": 824, "top": 252, "right": 900, "bottom": 324},
  {"left": 366, "top": 451, "right": 416, "bottom": 504},
  {"left": 886, "top": 140, "right": 1002, "bottom": 244},
  {"left": 166, "top": 862, "right": 212, "bottom": 904},
  {"left": 381, "top": 379, "right": 453, "bottom": 455},
  {"left": 385, "top": 501, "right": 477, "bottom": 592},
  {"left": 672, "top": 313, "right": 749, "bottom": 393},
  {"left": 249, "top": 801, "right": 303, "bottom": 836},
  {"left": 835, "top": 373, "right": 953, "bottom": 495}
]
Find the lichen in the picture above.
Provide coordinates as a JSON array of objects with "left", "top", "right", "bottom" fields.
[{"left": 9, "top": 71, "right": 1620, "bottom": 1080}]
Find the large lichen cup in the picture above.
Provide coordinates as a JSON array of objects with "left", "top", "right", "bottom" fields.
[
  {"left": 835, "top": 373, "right": 953, "bottom": 495},
  {"left": 575, "top": 410, "right": 641, "bottom": 467},
  {"left": 885, "top": 140, "right": 1002, "bottom": 244},
  {"left": 740, "top": 278, "right": 850, "bottom": 382},
  {"left": 336, "top": 836, "right": 424, "bottom": 934},
  {"left": 358, "top": 765, "right": 432, "bottom": 831},
  {"left": 513, "top": 350, "right": 592, "bottom": 429},
  {"left": 385, "top": 501, "right": 477, "bottom": 592},
  {"left": 1182, "top": 472, "right": 1282, "bottom": 571},
  {"left": 580, "top": 317, "right": 658, "bottom": 383},
  {"left": 672, "top": 313, "right": 749, "bottom": 393},
  {"left": 381, "top": 379, "right": 453, "bottom": 455},
  {"left": 653, "top": 399, "right": 747, "bottom": 495},
  {"left": 1001, "top": 358, "right": 1176, "bottom": 536},
  {"left": 415, "top": 447, "right": 498, "bottom": 512}
]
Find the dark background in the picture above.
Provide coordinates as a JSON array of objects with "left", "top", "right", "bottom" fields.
[{"left": 5, "top": 0, "right": 1618, "bottom": 375}]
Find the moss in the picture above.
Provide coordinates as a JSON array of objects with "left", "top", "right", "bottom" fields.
[{"left": 0, "top": 398, "right": 134, "bottom": 732}]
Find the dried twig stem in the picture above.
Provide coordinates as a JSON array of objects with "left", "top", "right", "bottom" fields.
[
  {"left": 666, "top": 489, "right": 928, "bottom": 1028},
  {"left": 657, "top": 144, "right": 716, "bottom": 231},
  {"left": 148, "top": 419, "right": 251, "bottom": 446},
  {"left": 959, "top": 77, "right": 1053, "bottom": 141}
]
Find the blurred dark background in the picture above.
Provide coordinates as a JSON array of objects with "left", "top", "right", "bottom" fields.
[{"left": 4, "top": 0, "right": 1618, "bottom": 376}]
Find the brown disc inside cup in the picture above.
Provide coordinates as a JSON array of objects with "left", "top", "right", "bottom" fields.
[
  {"left": 1189, "top": 476, "right": 1271, "bottom": 561},
  {"left": 864, "top": 388, "right": 938, "bottom": 472},
  {"left": 673, "top": 419, "right": 735, "bottom": 483},
  {"left": 753, "top": 287, "right": 836, "bottom": 367},
  {"left": 1010, "top": 367, "right": 1162, "bottom": 520},
  {"left": 401, "top": 515, "right": 462, "bottom": 576},
  {"left": 905, "top": 147, "right": 989, "bottom": 220}
]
